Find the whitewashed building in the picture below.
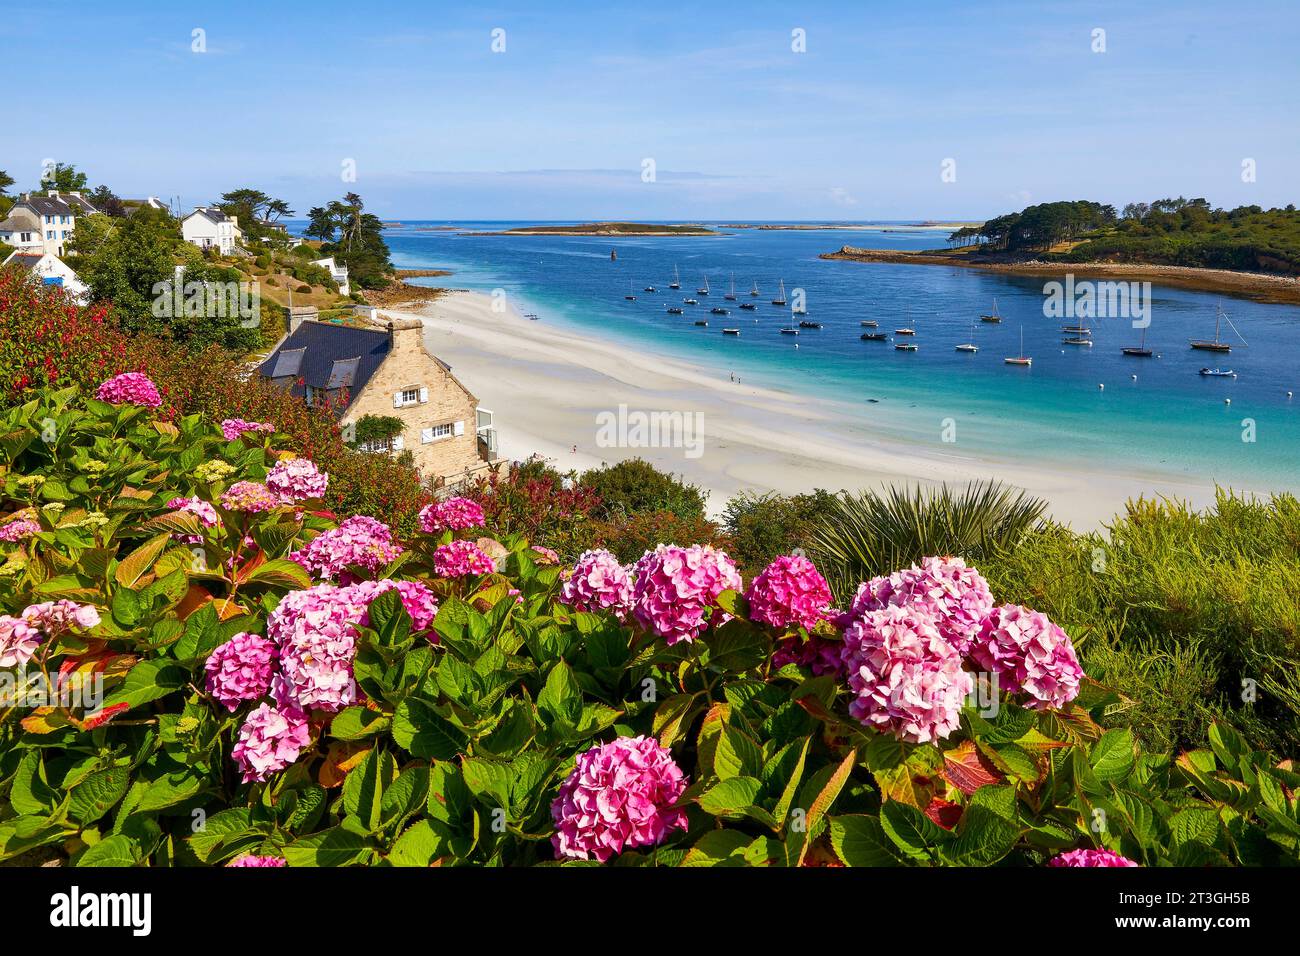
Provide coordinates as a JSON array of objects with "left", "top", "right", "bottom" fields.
[
  {"left": 3, "top": 250, "right": 90, "bottom": 304},
  {"left": 311, "top": 256, "right": 350, "bottom": 296},
  {"left": 181, "top": 207, "right": 238, "bottom": 255},
  {"left": 0, "top": 191, "right": 98, "bottom": 257}
]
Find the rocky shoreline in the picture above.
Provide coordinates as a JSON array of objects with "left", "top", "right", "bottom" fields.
[{"left": 822, "top": 247, "right": 1300, "bottom": 305}]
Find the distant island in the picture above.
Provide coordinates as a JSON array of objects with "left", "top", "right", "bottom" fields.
[
  {"left": 467, "top": 222, "right": 718, "bottom": 237},
  {"left": 822, "top": 199, "right": 1300, "bottom": 304}
]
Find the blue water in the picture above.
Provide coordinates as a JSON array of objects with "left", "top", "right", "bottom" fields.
[{"left": 375, "top": 221, "right": 1299, "bottom": 492}]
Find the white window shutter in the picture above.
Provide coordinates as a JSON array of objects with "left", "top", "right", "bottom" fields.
[
  {"left": 419, "top": 387, "right": 429, "bottom": 403},
  {"left": 392, "top": 434, "right": 404, "bottom": 451},
  {"left": 421, "top": 428, "right": 433, "bottom": 444},
  {"left": 393, "top": 391, "right": 402, "bottom": 408},
  {"left": 453, "top": 420, "right": 465, "bottom": 436}
]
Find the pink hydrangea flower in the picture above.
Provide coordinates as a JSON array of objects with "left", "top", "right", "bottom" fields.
[
  {"left": 95, "top": 372, "right": 162, "bottom": 408},
  {"left": 846, "top": 557, "right": 994, "bottom": 655},
  {"left": 227, "top": 855, "right": 287, "bottom": 867},
  {"left": 21, "top": 600, "right": 100, "bottom": 636},
  {"left": 746, "top": 554, "right": 833, "bottom": 632},
  {"left": 219, "top": 481, "right": 280, "bottom": 513},
  {"left": 1048, "top": 848, "right": 1138, "bottom": 867},
  {"left": 432, "top": 539, "right": 497, "bottom": 578},
  {"left": 968, "top": 604, "right": 1084, "bottom": 710},
  {"left": 841, "top": 605, "right": 972, "bottom": 744},
  {"left": 551, "top": 735, "right": 688, "bottom": 862},
  {"left": 220, "top": 418, "right": 275, "bottom": 442},
  {"left": 231, "top": 703, "right": 311, "bottom": 783},
  {"left": 266, "top": 584, "right": 367, "bottom": 712},
  {"left": 0, "top": 518, "right": 40, "bottom": 543},
  {"left": 630, "top": 544, "right": 743, "bottom": 645},
  {"left": 772, "top": 634, "right": 845, "bottom": 677},
  {"left": 531, "top": 546, "right": 560, "bottom": 565},
  {"left": 265, "top": 457, "right": 328, "bottom": 503},
  {"left": 418, "top": 496, "right": 485, "bottom": 533},
  {"left": 165, "top": 495, "right": 219, "bottom": 544},
  {"left": 353, "top": 578, "right": 441, "bottom": 636},
  {"left": 204, "top": 632, "right": 277, "bottom": 712},
  {"left": 0, "top": 615, "right": 43, "bottom": 668},
  {"left": 561, "top": 549, "right": 633, "bottom": 618},
  {"left": 290, "top": 516, "right": 403, "bottom": 580}
]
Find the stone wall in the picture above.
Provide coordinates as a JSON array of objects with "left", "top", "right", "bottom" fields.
[{"left": 340, "top": 318, "right": 484, "bottom": 483}]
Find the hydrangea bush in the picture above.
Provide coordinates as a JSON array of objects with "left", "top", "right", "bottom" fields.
[{"left": 0, "top": 385, "right": 1296, "bottom": 868}]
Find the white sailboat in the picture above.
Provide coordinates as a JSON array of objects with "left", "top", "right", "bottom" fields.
[
  {"left": 955, "top": 315, "right": 978, "bottom": 352},
  {"left": 771, "top": 279, "right": 787, "bottom": 306},
  {"left": 669, "top": 265, "right": 681, "bottom": 290},
  {"left": 1004, "top": 327, "right": 1032, "bottom": 366},
  {"left": 724, "top": 274, "right": 737, "bottom": 301}
]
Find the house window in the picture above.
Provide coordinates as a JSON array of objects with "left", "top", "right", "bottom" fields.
[
  {"left": 421, "top": 423, "right": 455, "bottom": 444},
  {"left": 359, "top": 437, "right": 392, "bottom": 454},
  {"left": 46, "top": 231, "right": 54, "bottom": 240},
  {"left": 20, "top": 233, "right": 31, "bottom": 243},
  {"left": 401, "top": 387, "right": 420, "bottom": 406}
]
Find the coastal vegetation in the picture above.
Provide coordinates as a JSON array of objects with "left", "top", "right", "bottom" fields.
[
  {"left": 943, "top": 198, "right": 1300, "bottom": 275},
  {"left": 304, "top": 194, "right": 396, "bottom": 290}
]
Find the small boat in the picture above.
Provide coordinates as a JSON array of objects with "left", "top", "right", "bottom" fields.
[
  {"left": 667, "top": 306, "right": 684, "bottom": 315},
  {"left": 894, "top": 327, "right": 915, "bottom": 336},
  {"left": 644, "top": 285, "right": 657, "bottom": 292},
  {"left": 780, "top": 327, "right": 799, "bottom": 335},
  {"left": 624, "top": 281, "right": 636, "bottom": 301},
  {"left": 980, "top": 297, "right": 1003, "bottom": 323},
  {"left": 1199, "top": 367, "right": 1236, "bottom": 378},
  {"left": 894, "top": 342, "right": 918, "bottom": 352},
  {"left": 739, "top": 302, "right": 757, "bottom": 311},
  {"left": 697, "top": 277, "right": 710, "bottom": 296},
  {"left": 724, "top": 275, "right": 737, "bottom": 301},
  {"left": 1062, "top": 337, "right": 1093, "bottom": 346},
  {"left": 669, "top": 265, "right": 681, "bottom": 290},
  {"left": 524, "top": 313, "right": 540, "bottom": 321},
  {"left": 694, "top": 320, "right": 709, "bottom": 327},
  {"left": 1060, "top": 325, "right": 1091, "bottom": 334},
  {"left": 1122, "top": 326, "right": 1152, "bottom": 357},
  {"left": 798, "top": 320, "right": 822, "bottom": 329},
  {"left": 955, "top": 316, "right": 978, "bottom": 353},
  {"left": 861, "top": 320, "right": 878, "bottom": 327},
  {"left": 750, "top": 281, "right": 760, "bottom": 297},
  {"left": 861, "top": 331, "right": 888, "bottom": 341},
  {"left": 1004, "top": 327, "right": 1032, "bottom": 366},
  {"left": 722, "top": 328, "right": 740, "bottom": 336},
  {"left": 1190, "top": 303, "right": 1244, "bottom": 353},
  {"left": 684, "top": 297, "right": 698, "bottom": 305},
  {"left": 771, "top": 279, "right": 787, "bottom": 306},
  {"left": 711, "top": 307, "right": 730, "bottom": 315}
]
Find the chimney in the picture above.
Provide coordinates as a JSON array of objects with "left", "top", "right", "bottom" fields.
[{"left": 386, "top": 317, "right": 425, "bottom": 354}]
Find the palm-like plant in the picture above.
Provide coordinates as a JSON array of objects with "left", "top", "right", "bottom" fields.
[{"left": 808, "top": 480, "right": 1047, "bottom": 600}]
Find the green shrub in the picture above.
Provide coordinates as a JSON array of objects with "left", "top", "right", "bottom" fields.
[
  {"left": 980, "top": 492, "right": 1300, "bottom": 755},
  {"left": 809, "top": 481, "right": 1047, "bottom": 599},
  {"left": 723, "top": 489, "right": 837, "bottom": 576},
  {"left": 579, "top": 458, "right": 707, "bottom": 522}
]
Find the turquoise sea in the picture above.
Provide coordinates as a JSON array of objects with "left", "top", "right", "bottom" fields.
[{"left": 376, "top": 222, "right": 1300, "bottom": 493}]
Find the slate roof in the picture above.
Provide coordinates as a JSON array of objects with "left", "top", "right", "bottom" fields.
[
  {"left": 185, "top": 207, "right": 230, "bottom": 225},
  {"left": 3, "top": 252, "right": 45, "bottom": 272},
  {"left": 257, "top": 322, "right": 391, "bottom": 413},
  {"left": 16, "top": 193, "right": 98, "bottom": 217}
]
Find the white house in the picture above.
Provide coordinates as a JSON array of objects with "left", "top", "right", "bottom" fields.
[
  {"left": 312, "top": 256, "right": 350, "bottom": 295},
  {"left": 3, "top": 250, "right": 90, "bottom": 304},
  {"left": 181, "top": 207, "right": 238, "bottom": 255},
  {"left": 0, "top": 190, "right": 98, "bottom": 257}
]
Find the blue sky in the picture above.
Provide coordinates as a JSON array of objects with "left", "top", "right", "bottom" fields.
[{"left": 5, "top": 0, "right": 1297, "bottom": 220}]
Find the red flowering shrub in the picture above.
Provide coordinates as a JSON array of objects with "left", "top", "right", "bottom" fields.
[{"left": 0, "top": 269, "right": 429, "bottom": 532}]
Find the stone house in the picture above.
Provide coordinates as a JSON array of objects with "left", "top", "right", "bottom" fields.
[{"left": 257, "top": 312, "right": 498, "bottom": 486}]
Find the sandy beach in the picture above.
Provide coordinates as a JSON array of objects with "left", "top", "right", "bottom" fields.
[{"left": 388, "top": 291, "right": 1223, "bottom": 530}]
